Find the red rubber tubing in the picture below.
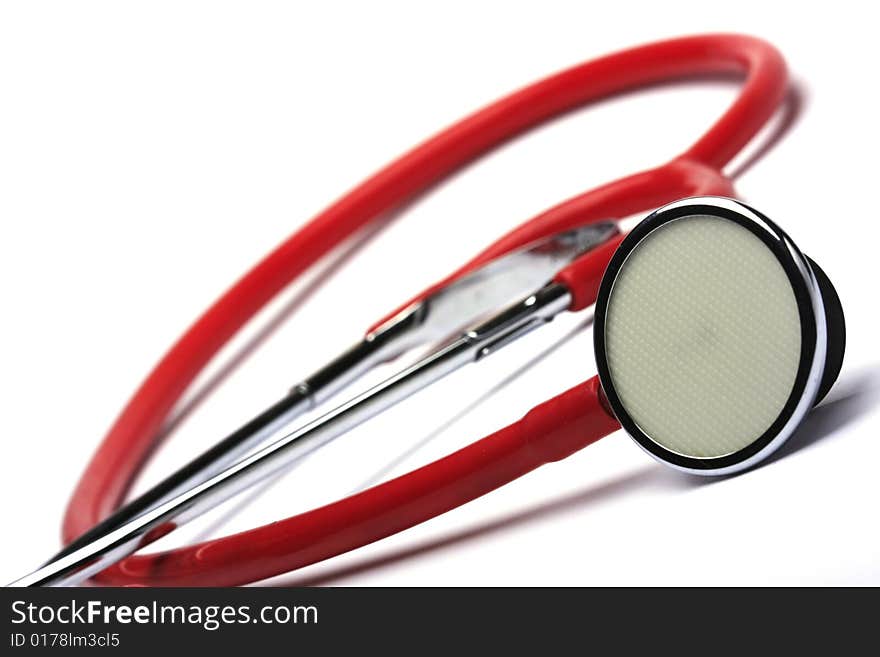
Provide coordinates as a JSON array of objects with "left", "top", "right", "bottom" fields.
[{"left": 61, "top": 34, "right": 787, "bottom": 585}]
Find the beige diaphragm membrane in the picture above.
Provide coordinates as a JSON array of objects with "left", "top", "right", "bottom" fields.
[{"left": 603, "top": 214, "right": 802, "bottom": 459}]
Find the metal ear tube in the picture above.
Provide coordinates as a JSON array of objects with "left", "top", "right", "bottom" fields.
[{"left": 11, "top": 224, "right": 618, "bottom": 587}]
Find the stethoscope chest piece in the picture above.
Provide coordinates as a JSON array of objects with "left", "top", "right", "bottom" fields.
[{"left": 594, "top": 196, "right": 845, "bottom": 475}]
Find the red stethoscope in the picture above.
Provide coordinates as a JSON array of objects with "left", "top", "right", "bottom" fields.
[{"left": 11, "top": 33, "right": 846, "bottom": 587}]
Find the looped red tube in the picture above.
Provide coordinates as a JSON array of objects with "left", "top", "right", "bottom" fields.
[{"left": 63, "top": 34, "right": 787, "bottom": 585}]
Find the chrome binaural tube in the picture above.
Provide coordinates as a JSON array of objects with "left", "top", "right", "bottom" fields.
[
  {"left": 10, "top": 281, "right": 572, "bottom": 587},
  {"left": 11, "top": 221, "right": 616, "bottom": 587},
  {"left": 46, "top": 221, "right": 617, "bottom": 566}
]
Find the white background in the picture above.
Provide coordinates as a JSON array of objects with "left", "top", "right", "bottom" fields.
[{"left": 1, "top": 1, "right": 878, "bottom": 586}]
